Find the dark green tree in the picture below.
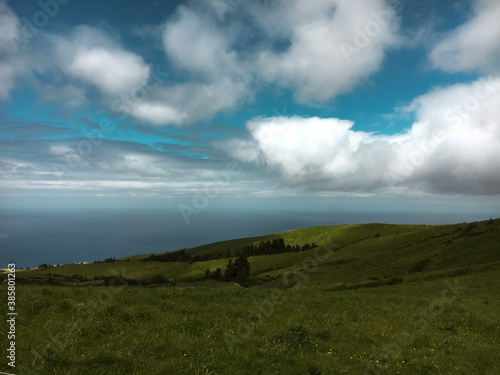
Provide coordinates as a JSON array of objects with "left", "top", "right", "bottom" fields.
[
  {"left": 214, "top": 268, "right": 222, "bottom": 281},
  {"left": 233, "top": 255, "right": 250, "bottom": 285},
  {"left": 224, "top": 259, "right": 234, "bottom": 281},
  {"left": 223, "top": 255, "right": 250, "bottom": 284}
]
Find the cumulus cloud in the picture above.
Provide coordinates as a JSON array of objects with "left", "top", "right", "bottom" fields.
[
  {"left": 148, "top": 5, "right": 252, "bottom": 125},
  {"left": 16, "top": 12, "right": 252, "bottom": 127},
  {"left": 42, "top": 25, "right": 202, "bottom": 126},
  {"left": 250, "top": 0, "right": 400, "bottom": 102},
  {"left": 157, "top": 0, "right": 400, "bottom": 119},
  {"left": 68, "top": 47, "right": 150, "bottom": 95},
  {"left": 223, "top": 77, "right": 500, "bottom": 195},
  {"left": 222, "top": 116, "right": 398, "bottom": 191},
  {"left": 430, "top": 0, "right": 500, "bottom": 74},
  {"left": 48, "top": 26, "right": 150, "bottom": 95},
  {"left": 163, "top": 6, "right": 245, "bottom": 80}
]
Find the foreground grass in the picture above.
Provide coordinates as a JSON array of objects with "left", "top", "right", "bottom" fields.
[{"left": 2, "top": 269, "right": 499, "bottom": 374}]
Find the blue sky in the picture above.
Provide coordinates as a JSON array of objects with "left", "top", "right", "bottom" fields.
[{"left": 1, "top": 0, "right": 500, "bottom": 219}]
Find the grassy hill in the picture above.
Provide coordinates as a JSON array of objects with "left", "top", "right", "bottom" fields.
[
  {"left": 15, "top": 219, "right": 500, "bottom": 289},
  {"left": 1, "top": 218, "right": 499, "bottom": 374}
]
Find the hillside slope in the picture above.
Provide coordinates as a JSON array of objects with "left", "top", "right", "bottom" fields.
[
  {"left": 13, "top": 219, "right": 500, "bottom": 288},
  {"left": 254, "top": 219, "right": 500, "bottom": 290},
  {"left": 5, "top": 219, "right": 500, "bottom": 375}
]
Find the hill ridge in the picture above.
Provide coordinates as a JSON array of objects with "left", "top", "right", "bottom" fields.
[{"left": 8, "top": 218, "right": 499, "bottom": 290}]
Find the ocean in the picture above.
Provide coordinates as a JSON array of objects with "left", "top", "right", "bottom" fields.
[{"left": 0, "top": 207, "right": 492, "bottom": 268}]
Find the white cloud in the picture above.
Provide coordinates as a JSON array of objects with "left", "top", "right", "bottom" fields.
[
  {"left": 47, "top": 26, "right": 150, "bottom": 95},
  {"left": 251, "top": 0, "right": 400, "bottom": 102},
  {"left": 128, "top": 101, "right": 187, "bottom": 126},
  {"left": 223, "top": 116, "right": 395, "bottom": 190},
  {"left": 122, "top": 77, "right": 250, "bottom": 126},
  {"left": 430, "top": 0, "right": 500, "bottom": 74},
  {"left": 223, "top": 76, "right": 500, "bottom": 194},
  {"left": 0, "top": 1, "right": 24, "bottom": 100},
  {"left": 7, "top": 13, "right": 252, "bottom": 127},
  {"left": 0, "top": 0, "right": 401, "bottom": 125},
  {"left": 68, "top": 47, "right": 150, "bottom": 95},
  {"left": 155, "top": 0, "right": 400, "bottom": 120},
  {"left": 145, "top": 5, "right": 252, "bottom": 126},
  {"left": 163, "top": 6, "right": 244, "bottom": 80},
  {"left": 40, "top": 19, "right": 252, "bottom": 127}
]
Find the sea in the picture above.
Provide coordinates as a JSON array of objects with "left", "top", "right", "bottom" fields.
[{"left": 0, "top": 208, "right": 493, "bottom": 268}]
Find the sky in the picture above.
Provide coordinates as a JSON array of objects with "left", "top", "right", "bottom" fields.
[{"left": 1, "top": 0, "right": 500, "bottom": 220}]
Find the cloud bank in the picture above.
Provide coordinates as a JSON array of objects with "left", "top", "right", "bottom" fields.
[{"left": 224, "top": 77, "right": 500, "bottom": 195}]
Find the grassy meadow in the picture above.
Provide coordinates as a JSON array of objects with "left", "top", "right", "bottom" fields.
[{"left": 1, "top": 219, "right": 500, "bottom": 374}]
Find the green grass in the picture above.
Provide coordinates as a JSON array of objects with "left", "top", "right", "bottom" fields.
[
  {"left": 2, "top": 269, "right": 499, "bottom": 374},
  {"left": 253, "top": 219, "right": 500, "bottom": 288},
  {"left": 279, "top": 223, "right": 431, "bottom": 247},
  {"left": 3, "top": 219, "right": 500, "bottom": 374}
]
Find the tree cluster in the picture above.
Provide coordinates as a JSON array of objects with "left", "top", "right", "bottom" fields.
[
  {"left": 93, "top": 257, "right": 116, "bottom": 264},
  {"left": 143, "top": 249, "right": 191, "bottom": 262},
  {"left": 190, "top": 249, "right": 232, "bottom": 263},
  {"left": 143, "top": 238, "right": 317, "bottom": 264},
  {"left": 92, "top": 274, "right": 176, "bottom": 286},
  {"left": 205, "top": 255, "right": 251, "bottom": 285},
  {"left": 144, "top": 248, "right": 230, "bottom": 264},
  {"left": 235, "top": 238, "right": 317, "bottom": 257}
]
